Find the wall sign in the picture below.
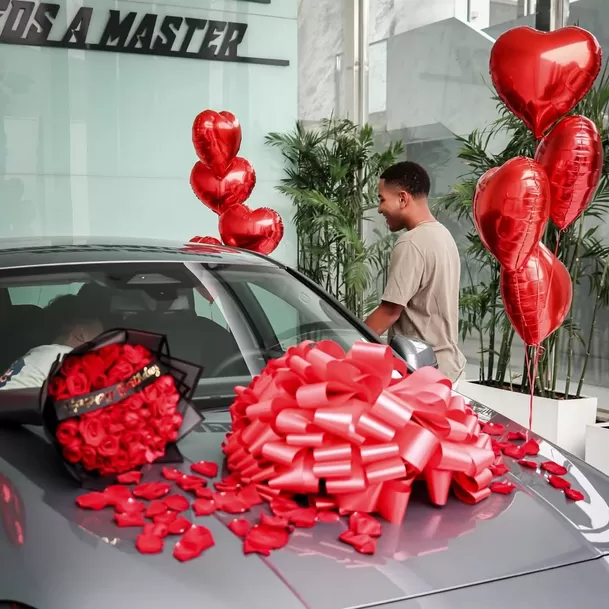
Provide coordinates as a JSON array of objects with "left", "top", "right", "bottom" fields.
[{"left": 0, "top": 0, "right": 289, "bottom": 66}]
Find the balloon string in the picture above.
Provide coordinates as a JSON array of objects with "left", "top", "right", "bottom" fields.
[{"left": 526, "top": 345, "right": 542, "bottom": 432}]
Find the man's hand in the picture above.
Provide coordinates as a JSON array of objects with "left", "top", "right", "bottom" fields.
[{"left": 364, "top": 301, "right": 403, "bottom": 336}]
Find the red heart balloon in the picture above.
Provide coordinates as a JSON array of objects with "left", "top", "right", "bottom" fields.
[
  {"left": 473, "top": 157, "right": 550, "bottom": 271},
  {"left": 490, "top": 26, "right": 602, "bottom": 138},
  {"left": 192, "top": 110, "right": 242, "bottom": 178},
  {"left": 189, "top": 236, "right": 222, "bottom": 245},
  {"left": 535, "top": 115, "right": 603, "bottom": 231},
  {"left": 190, "top": 158, "right": 256, "bottom": 215},
  {"left": 501, "top": 242, "right": 572, "bottom": 346},
  {"left": 219, "top": 204, "right": 284, "bottom": 255}
]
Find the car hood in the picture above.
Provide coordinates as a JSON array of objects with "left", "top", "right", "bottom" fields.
[{"left": 1, "top": 404, "right": 609, "bottom": 609}]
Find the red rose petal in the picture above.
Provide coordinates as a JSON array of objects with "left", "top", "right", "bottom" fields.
[
  {"left": 260, "top": 513, "right": 290, "bottom": 528},
  {"left": 173, "top": 525, "right": 215, "bottom": 562},
  {"left": 162, "top": 467, "right": 183, "bottom": 481},
  {"left": 164, "top": 495, "right": 190, "bottom": 513},
  {"left": 244, "top": 524, "right": 289, "bottom": 554},
  {"left": 489, "top": 463, "right": 509, "bottom": 477},
  {"left": 228, "top": 519, "right": 251, "bottom": 537},
  {"left": 136, "top": 534, "right": 164, "bottom": 554},
  {"left": 176, "top": 475, "right": 207, "bottom": 492},
  {"left": 548, "top": 475, "right": 571, "bottom": 490},
  {"left": 167, "top": 517, "right": 192, "bottom": 535},
  {"left": 522, "top": 439, "right": 540, "bottom": 456},
  {"left": 117, "top": 470, "right": 142, "bottom": 485},
  {"left": 507, "top": 431, "right": 527, "bottom": 442},
  {"left": 193, "top": 498, "right": 217, "bottom": 516},
  {"left": 270, "top": 497, "right": 299, "bottom": 517},
  {"left": 195, "top": 487, "right": 214, "bottom": 499},
  {"left": 288, "top": 507, "right": 318, "bottom": 528},
  {"left": 503, "top": 444, "right": 526, "bottom": 459},
  {"left": 317, "top": 511, "right": 341, "bottom": 524},
  {"left": 115, "top": 512, "right": 146, "bottom": 527},
  {"left": 518, "top": 460, "right": 538, "bottom": 469},
  {"left": 541, "top": 461, "right": 568, "bottom": 476},
  {"left": 565, "top": 488, "right": 585, "bottom": 501},
  {"left": 76, "top": 492, "right": 109, "bottom": 510},
  {"left": 145, "top": 500, "right": 168, "bottom": 518},
  {"left": 191, "top": 461, "right": 219, "bottom": 478},
  {"left": 240, "top": 484, "right": 264, "bottom": 507},
  {"left": 349, "top": 512, "right": 382, "bottom": 537},
  {"left": 103, "top": 485, "right": 133, "bottom": 505},
  {"left": 114, "top": 498, "right": 146, "bottom": 513},
  {"left": 133, "top": 482, "right": 171, "bottom": 500},
  {"left": 143, "top": 522, "right": 169, "bottom": 538},
  {"left": 214, "top": 491, "right": 249, "bottom": 514},
  {"left": 490, "top": 481, "right": 516, "bottom": 495},
  {"left": 482, "top": 422, "right": 505, "bottom": 436},
  {"left": 154, "top": 511, "right": 178, "bottom": 525},
  {"left": 338, "top": 530, "right": 377, "bottom": 554}
]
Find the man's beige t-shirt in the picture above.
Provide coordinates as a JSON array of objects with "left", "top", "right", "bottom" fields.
[{"left": 382, "top": 222, "right": 466, "bottom": 382}]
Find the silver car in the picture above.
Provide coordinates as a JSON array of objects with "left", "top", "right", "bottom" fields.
[{"left": 0, "top": 237, "right": 608, "bottom": 609}]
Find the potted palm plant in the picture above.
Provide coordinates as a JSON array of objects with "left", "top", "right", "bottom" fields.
[{"left": 438, "top": 76, "right": 609, "bottom": 458}]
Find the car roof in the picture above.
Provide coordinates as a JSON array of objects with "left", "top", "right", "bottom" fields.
[{"left": 0, "top": 236, "right": 281, "bottom": 270}]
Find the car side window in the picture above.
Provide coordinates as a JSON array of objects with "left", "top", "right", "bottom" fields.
[{"left": 8, "top": 283, "right": 83, "bottom": 307}]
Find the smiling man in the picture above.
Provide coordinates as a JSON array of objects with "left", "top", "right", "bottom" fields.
[{"left": 364, "top": 161, "right": 466, "bottom": 384}]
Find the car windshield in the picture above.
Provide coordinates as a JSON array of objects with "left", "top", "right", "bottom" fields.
[{"left": 0, "top": 261, "right": 369, "bottom": 407}]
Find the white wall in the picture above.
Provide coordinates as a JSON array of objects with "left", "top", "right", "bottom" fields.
[{"left": 0, "top": 0, "right": 298, "bottom": 265}]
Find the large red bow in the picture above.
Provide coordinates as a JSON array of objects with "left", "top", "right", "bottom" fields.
[{"left": 223, "top": 341, "right": 495, "bottom": 524}]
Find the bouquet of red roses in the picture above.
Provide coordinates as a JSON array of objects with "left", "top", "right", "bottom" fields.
[{"left": 41, "top": 329, "right": 202, "bottom": 486}]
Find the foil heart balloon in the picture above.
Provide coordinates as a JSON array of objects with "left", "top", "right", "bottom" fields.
[
  {"left": 501, "top": 243, "right": 572, "bottom": 346},
  {"left": 535, "top": 115, "right": 603, "bottom": 231},
  {"left": 192, "top": 110, "right": 242, "bottom": 178},
  {"left": 190, "top": 158, "right": 256, "bottom": 215},
  {"left": 189, "top": 236, "right": 222, "bottom": 245},
  {"left": 219, "top": 204, "right": 284, "bottom": 255},
  {"left": 473, "top": 157, "right": 550, "bottom": 271},
  {"left": 490, "top": 26, "right": 602, "bottom": 138}
]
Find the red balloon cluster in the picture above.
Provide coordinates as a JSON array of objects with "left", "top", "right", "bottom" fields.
[
  {"left": 189, "top": 110, "right": 284, "bottom": 255},
  {"left": 481, "top": 26, "right": 603, "bottom": 346}
]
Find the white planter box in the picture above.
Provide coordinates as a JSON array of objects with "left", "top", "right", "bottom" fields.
[
  {"left": 458, "top": 380, "right": 597, "bottom": 459},
  {"left": 585, "top": 422, "right": 609, "bottom": 476}
]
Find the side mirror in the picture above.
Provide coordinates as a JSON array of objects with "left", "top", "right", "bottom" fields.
[{"left": 389, "top": 335, "right": 438, "bottom": 372}]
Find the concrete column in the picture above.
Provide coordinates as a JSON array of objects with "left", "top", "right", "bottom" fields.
[{"left": 536, "top": 0, "right": 570, "bottom": 31}]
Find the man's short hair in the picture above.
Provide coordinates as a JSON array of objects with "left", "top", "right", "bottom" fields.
[
  {"left": 381, "top": 161, "right": 431, "bottom": 198},
  {"left": 44, "top": 294, "right": 100, "bottom": 340}
]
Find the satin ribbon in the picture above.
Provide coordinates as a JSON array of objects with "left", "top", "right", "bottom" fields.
[{"left": 223, "top": 341, "right": 495, "bottom": 524}]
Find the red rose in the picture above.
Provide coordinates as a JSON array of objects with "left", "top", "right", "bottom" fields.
[
  {"left": 123, "top": 344, "right": 150, "bottom": 366},
  {"left": 81, "top": 445, "right": 98, "bottom": 470},
  {"left": 91, "top": 374, "right": 109, "bottom": 391},
  {"left": 108, "top": 423, "right": 125, "bottom": 435},
  {"left": 122, "top": 431, "right": 138, "bottom": 445},
  {"left": 139, "top": 407, "right": 152, "bottom": 420},
  {"left": 111, "top": 451, "right": 131, "bottom": 473},
  {"left": 157, "top": 375, "right": 176, "bottom": 395},
  {"left": 124, "top": 394, "right": 145, "bottom": 411},
  {"left": 56, "top": 419, "right": 80, "bottom": 445},
  {"left": 61, "top": 356, "right": 81, "bottom": 376},
  {"left": 65, "top": 372, "right": 91, "bottom": 397},
  {"left": 79, "top": 417, "right": 106, "bottom": 447},
  {"left": 143, "top": 384, "right": 161, "bottom": 403},
  {"left": 128, "top": 442, "right": 147, "bottom": 462},
  {"left": 98, "top": 435, "right": 120, "bottom": 458},
  {"left": 123, "top": 411, "right": 140, "bottom": 429},
  {"left": 81, "top": 354, "right": 106, "bottom": 378},
  {"left": 48, "top": 377, "right": 69, "bottom": 400},
  {"left": 63, "top": 439, "right": 83, "bottom": 463},
  {"left": 97, "top": 344, "right": 121, "bottom": 369},
  {"left": 107, "top": 360, "right": 134, "bottom": 385},
  {"left": 155, "top": 397, "right": 177, "bottom": 417}
]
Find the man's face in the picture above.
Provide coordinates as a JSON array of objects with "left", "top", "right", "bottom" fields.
[{"left": 378, "top": 179, "right": 407, "bottom": 232}]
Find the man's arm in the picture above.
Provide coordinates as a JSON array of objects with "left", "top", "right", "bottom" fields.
[{"left": 364, "top": 301, "right": 404, "bottom": 336}]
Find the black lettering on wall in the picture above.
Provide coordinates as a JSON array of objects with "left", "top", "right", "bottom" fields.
[
  {"left": 198, "top": 19, "right": 226, "bottom": 58},
  {"left": 179, "top": 17, "right": 206, "bottom": 54},
  {"left": 218, "top": 22, "right": 247, "bottom": 59},
  {"left": 152, "top": 15, "right": 183, "bottom": 52},
  {"left": 126, "top": 13, "right": 156, "bottom": 51},
  {"left": 99, "top": 10, "right": 136, "bottom": 49},
  {"left": 0, "top": 0, "right": 34, "bottom": 42},
  {"left": 24, "top": 2, "right": 59, "bottom": 44},
  {"left": 60, "top": 6, "right": 92, "bottom": 45}
]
